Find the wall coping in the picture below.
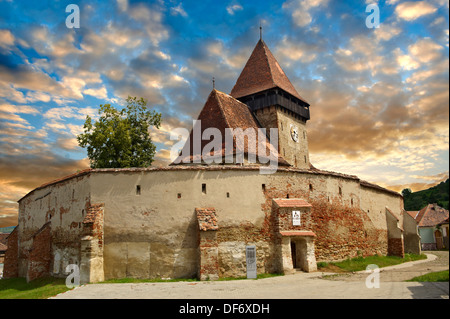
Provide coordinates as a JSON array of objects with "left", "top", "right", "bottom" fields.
[{"left": 18, "top": 165, "right": 402, "bottom": 202}]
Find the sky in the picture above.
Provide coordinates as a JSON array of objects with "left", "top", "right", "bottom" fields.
[{"left": 0, "top": 0, "right": 449, "bottom": 227}]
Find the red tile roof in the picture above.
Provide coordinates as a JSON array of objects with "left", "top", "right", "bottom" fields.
[
  {"left": 196, "top": 208, "right": 218, "bottom": 231},
  {"left": 280, "top": 231, "right": 316, "bottom": 237},
  {"left": 273, "top": 198, "right": 312, "bottom": 208},
  {"left": 406, "top": 211, "right": 419, "bottom": 219},
  {"left": 230, "top": 39, "right": 308, "bottom": 104},
  {"left": 171, "top": 89, "right": 290, "bottom": 166},
  {"left": 415, "top": 204, "right": 449, "bottom": 227}
]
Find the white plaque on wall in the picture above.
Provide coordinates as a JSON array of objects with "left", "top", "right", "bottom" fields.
[
  {"left": 246, "top": 245, "right": 257, "bottom": 279},
  {"left": 292, "top": 210, "right": 301, "bottom": 226}
]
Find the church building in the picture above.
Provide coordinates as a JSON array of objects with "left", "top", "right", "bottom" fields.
[{"left": 3, "top": 37, "right": 421, "bottom": 283}]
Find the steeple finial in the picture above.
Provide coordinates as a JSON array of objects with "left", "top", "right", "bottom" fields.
[
  {"left": 212, "top": 77, "right": 215, "bottom": 89},
  {"left": 259, "top": 22, "right": 262, "bottom": 40}
]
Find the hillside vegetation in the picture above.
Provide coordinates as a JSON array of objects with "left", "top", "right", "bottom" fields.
[{"left": 402, "top": 179, "right": 449, "bottom": 211}]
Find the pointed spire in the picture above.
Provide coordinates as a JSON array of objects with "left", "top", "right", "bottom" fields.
[
  {"left": 230, "top": 39, "right": 308, "bottom": 104},
  {"left": 212, "top": 77, "right": 215, "bottom": 89},
  {"left": 259, "top": 22, "right": 262, "bottom": 40}
]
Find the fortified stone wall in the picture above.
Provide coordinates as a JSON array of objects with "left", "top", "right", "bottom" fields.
[
  {"left": 9, "top": 167, "right": 405, "bottom": 281},
  {"left": 90, "top": 167, "right": 403, "bottom": 279},
  {"left": 14, "top": 173, "right": 91, "bottom": 279}
]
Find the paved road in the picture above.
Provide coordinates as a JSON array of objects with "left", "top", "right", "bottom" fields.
[{"left": 52, "top": 252, "right": 449, "bottom": 299}]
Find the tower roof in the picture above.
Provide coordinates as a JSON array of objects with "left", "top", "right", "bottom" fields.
[
  {"left": 230, "top": 39, "right": 309, "bottom": 105},
  {"left": 171, "top": 89, "right": 290, "bottom": 166}
]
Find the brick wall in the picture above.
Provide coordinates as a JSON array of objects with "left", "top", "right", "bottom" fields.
[
  {"left": 3, "top": 227, "right": 19, "bottom": 278},
  {"left": 26, "top": 222, "right": 52, "bottom": 282},
  {"left": 388, "top": 238, "right": 405, "bottom": 257}
]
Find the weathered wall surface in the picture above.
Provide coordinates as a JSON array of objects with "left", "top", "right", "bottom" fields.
[
  {"left": 91, "top": 167, "right": 404, "bottom": 279},
  {"left": 90, "top": 169, "right": 269, "bottom": 280},
  {"left": 15, "top": 174, "right": 91, "bottom": 279},
  {"left": 11, "top": 167, "right": 407, "bottom": 281},
  {"left": 403, "top": 212, "right": 421, "bottom": 255},
  {"left": 3, "top": 227, "right": 18, "bottom": 278}
]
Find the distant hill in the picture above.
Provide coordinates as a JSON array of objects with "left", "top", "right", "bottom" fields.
[
  {"left": 403, "top": 179, "right": 449, "bottom": 211},
  {"left": 0, "top": 226, "right": 16, "bottom": 234}
]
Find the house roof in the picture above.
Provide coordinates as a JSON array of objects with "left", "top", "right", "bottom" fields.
[
  {"left": 171, "top": 89, "right": 290, "bottom": 166},
  {"left": 415, "top": 204, "right": 449, "bottom": 227},
  {"left": 230, "top": 39, "right": 308, "bottom": 105},
  {"left": 0, "top": 242, "right": 7, "bottom": 251},
  {"left": 196, "top": 208, "right": 218, "bottom": 231},
  {"left": 406, "top": 211, "right": 419, "bottom": 219}
]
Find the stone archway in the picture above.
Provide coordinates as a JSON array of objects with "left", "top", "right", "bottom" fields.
[
  {"left": 272, "top": 198, "right": 317, "bottom": 274},
  {"left": 281, "top": 232, "right": 317, "bottom": 273}
]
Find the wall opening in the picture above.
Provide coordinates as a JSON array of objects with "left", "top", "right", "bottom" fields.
[
  {"left": 226, "top": 192, "right": 230, "bottom": 198},
  {"left": 202, "top": 183, "right": 206, "bottom": 194},
  {"left": 177, "top": 193, "right": 181, "bottom": 199},
  {"left": 136, "top": 185, "right": 141, "bottom": 195},
  {"left": 290, "top": 241, "right": 297, "bottom": 268},
  {"left": 262, "top": 184, "right": 266, "bottom": 192}
]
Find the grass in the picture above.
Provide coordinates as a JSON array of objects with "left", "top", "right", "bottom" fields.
[
  {"left": 100, "top": 273, "right": 283, "bottom": 284},
  {"left": 0, "top": 277, "right": 72, "bottom": 299},
  {"left": 100, "top": 277, "right": 199, "bottom": 284},
  {"left": 317, "top": 253, "right": 427, "bottom": 273},
  {"left": 407, "top": 270, "right": 449, "bottom": 282}
]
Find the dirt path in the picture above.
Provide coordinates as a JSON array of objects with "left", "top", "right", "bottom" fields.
[{"left": 320, "top": 251, "right": 449, "bottom": 282}]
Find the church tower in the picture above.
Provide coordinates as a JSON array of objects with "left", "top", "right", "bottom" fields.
[{"left": 230, "top": 39, "right": 311, "bottom": 169}]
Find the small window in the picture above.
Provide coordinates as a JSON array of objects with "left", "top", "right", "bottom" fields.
[
  {"left": 304, "top": 156, "right": 307, "bottom": 163},
  {"left": 286, "top": 194, "right": 290, "bottom": 199},
  {"left": 177, "top": 193, "right": 181, "bottom": 199},
  {"left": 136, "top": 185, "right": 141, "bottom": 195},
  {"left": 303, "top": 131, "right": 306, "bottom": 139},
  {"left": 262, "top": 184, "right": 266, "bottom": 192},
  {"left": 226, "top": 192, "right": 230, "bottom": 198},
  {"left": 339, "top": 187, "right": 342, "bottom": 196},
  {"left": 309, "top": 184, "right": 313, "bottom": 191},
  {"left": 351, "top": 198, "right": 354, "bottom": 206},
  {"left": 202, "top": 183, "right": 206, "bottom": 194}
]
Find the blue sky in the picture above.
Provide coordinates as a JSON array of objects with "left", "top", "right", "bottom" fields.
[{"left": 0, "top": 0, "right": 449, "bottom": 226}]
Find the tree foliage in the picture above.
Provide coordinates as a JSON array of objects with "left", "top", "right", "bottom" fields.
[
  {"left": 77, "top": 96, "right": 161, "bottom": 168},
  {"left": 402, "top": 179, "right": 449, "bottom": 210}
]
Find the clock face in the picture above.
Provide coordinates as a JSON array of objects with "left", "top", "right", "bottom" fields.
[{"left": 290, "top": 125, "right": 299, "bottom": 142}]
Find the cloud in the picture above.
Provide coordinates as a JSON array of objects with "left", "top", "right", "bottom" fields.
[
  {"left": 170, "top": 3, "right": 188, "bottom": 17},
  {"left": 83, "top": 86, "right": 108, "bottom": 100},
  {"left": 275, "top": 36, "right": 318, "bottom": 63},
  {"left": 0, "top": 29, "right": 14, "bottom": 49},
  {"left": 226, "top": 3, "right": 243, "bottom": 15},
  {"left": 283, "top": 0, "right": 330, "bottom": 27},
  {"left": 408, "top": 38, "right": 443, "bottom": 63},
  {"left": 395, "top": 1, "right": 437, "bottom": 21}
]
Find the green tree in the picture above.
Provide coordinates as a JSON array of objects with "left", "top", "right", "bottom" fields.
[
  {"left": 77, "top": 96, "right": 161, "bottom": 168},
  {"left": 402, "top": 188, "right": 412, "bottom": 198}
]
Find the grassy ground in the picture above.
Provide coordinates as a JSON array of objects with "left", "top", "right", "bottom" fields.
[
  {"left": 407, "top": 270, "right": 449, "bottom": 282},
  {"left": 101, "top": 273, "right": 283, "bottom": 284},
  {"left": 317, "top": 253, "right": 427, "bottom": 272},
  {"left": 0, "top": 277, "right": 72, "bottom": 299}
]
